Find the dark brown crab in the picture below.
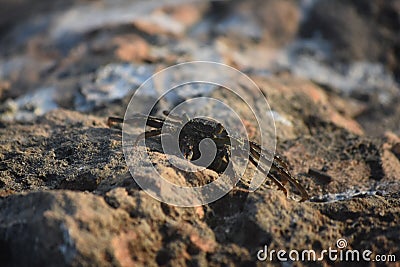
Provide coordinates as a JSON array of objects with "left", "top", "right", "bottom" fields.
[{"left": 108, "top": 113, "right": 309, "bottom": 201}]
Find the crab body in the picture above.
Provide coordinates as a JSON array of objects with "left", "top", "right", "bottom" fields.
[
  {"left": 108, "top": 113, "right": 309, "bottom": 201},
  {"left": 178, "top": 118, "right": 230, "bottom": 173}
]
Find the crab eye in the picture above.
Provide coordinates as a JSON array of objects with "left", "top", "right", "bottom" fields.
[{"left": 215, "top": 123, "right": 224, "bottom": 135}]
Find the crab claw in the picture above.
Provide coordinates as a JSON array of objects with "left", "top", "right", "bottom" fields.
[{"left": 181, "top": 145, "right": 194, "bottom": 160}]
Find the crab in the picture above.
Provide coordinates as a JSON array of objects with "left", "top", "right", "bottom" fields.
[{"left": 108, "top": 112, "right": 309, "bottom": 201}]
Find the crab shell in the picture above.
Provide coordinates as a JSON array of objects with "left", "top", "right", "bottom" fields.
[{"left": 177, "top": 118, "right": 231, "bottom": 173}]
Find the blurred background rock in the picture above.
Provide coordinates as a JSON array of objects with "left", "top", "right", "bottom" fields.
[{"left": 0, "top": 0, "right": 398, "bottom": 135}]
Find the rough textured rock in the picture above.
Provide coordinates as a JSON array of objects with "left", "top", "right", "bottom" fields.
[
  {"left": 1, "top": 83, "right": 399, "bottom": 265},
  {"left": 1, "top": 0, "right": 399, "bottom": 266}
]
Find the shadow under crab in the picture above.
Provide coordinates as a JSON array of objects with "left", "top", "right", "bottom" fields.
[{"left": 108, "top": 112, "right": 309, "bottom": 201}]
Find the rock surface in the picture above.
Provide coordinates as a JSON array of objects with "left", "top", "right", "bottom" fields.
[
  {"left": 1, "top": 82, "right": 399, "bottom": 265},
  {"left": 0, "top": 0, "right": 399, "bottom": 266}
]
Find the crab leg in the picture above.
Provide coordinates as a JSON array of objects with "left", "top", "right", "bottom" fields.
[
  {"left": 214, "top": 136, "right": 288, "bottom": 195},
  {"left": 249, "top": 144, "right": 309, "bottom": 201},
  {"left": 162, "top": 111, "right": 189, "bottom": 123},
  {"left": 248, "top": 154, "right": 288, "bottom": 197},
  {"left": 108, "top": 115, "right": 165, "bottom": 129},
  {"left": 108, "top": 114, "right": 183, "bottom": 130},
  {"left": 107, "top": 116, "right": 124, "bottom": 127},
  {"left": 134, "top": 129, "right": 163, "bottom": 146},
  {"left": 216, "top": 136, "right": 308, "bottom": 201},
  {"left": 108, "top": 116, "right": 166, "bottom": 146},
  {"left": 248, "top": 142, "right": 287, "bottom": 185},
  {"left": 249, "top": 141, "right": 289, "bottom": 170}
]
